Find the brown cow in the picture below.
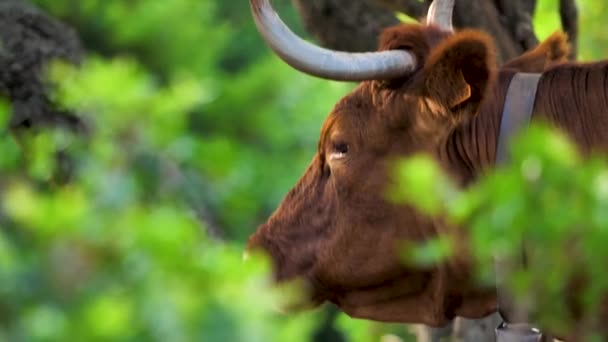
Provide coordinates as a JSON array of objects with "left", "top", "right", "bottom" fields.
[{"left": 246, "top": 0, "right": 587, "bottom": 329}]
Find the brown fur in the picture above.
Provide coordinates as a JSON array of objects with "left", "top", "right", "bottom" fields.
[
  {"left": 247, "top": 24, "right": 582, "bottom": 328},
  {"left": 503, "top": 31, "right": 571, "bottom": 72}
]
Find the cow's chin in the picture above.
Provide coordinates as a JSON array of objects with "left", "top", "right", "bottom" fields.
[
  {"left": 269, "top": 260, "right": 332, "bottom": 314},
  {"left": 332, "top": 283, "right": 498, "bottom": 327},
  {"left": 267, "top": 278, "right": 327, "bottom": 314}
]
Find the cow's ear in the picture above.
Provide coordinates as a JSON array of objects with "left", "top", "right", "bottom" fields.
[
  {"left": 502, "top": 31, "right": 570, "bottom": 72},
  {"left": 422, "top": 30, "right": 496, "bottom": 123}
]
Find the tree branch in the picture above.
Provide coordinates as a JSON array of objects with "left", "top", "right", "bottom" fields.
[
  {"left": 559, "top": 0, "right": 578, "bottom": 59},
  {"left": 496, "top": 0, "right": 539, "bottom": 51},
  {"left": 523, "top": 0, "right": 537, "bottom": 16}
]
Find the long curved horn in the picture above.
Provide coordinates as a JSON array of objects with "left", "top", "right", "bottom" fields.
[
  {"left": 250, "top": 0, "right": 416, "bottom": 82},
  {"left": 427, "top": 0, "right": 455, "bottom": 32}
]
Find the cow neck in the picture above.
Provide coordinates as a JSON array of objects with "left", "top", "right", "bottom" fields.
[{"left": 439, "top": 72, "right": 541, "bottom": 186}]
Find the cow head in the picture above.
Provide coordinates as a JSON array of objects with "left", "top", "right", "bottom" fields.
[{"left": 246, "top": 0, "right": 570, "bottom": 326}]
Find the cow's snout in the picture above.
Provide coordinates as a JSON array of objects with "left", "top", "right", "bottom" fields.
[{"left": 244, "top": 226, "right": 285, "bottom": 278}]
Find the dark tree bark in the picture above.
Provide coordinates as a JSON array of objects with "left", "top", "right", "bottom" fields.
[
  {"left": 0, "top": 0, "right": 85, "bottom": 133},
  {"left": 292, "top": 0, "right": 399, "bottom": 52},
  {"left": 291, "top": 0, "right": 578, "bottom": 63},
  {"left": 559, "top": 0, "right": 578, "bottom": 59}
]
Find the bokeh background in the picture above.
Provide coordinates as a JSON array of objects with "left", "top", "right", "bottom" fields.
[{"left": 0, "top": 0, "right": 606, "bottom": 341}]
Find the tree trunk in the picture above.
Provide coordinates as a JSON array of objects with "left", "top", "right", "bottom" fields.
[{"left": 291, "top": 0, "right": 399, "bottom": 52}]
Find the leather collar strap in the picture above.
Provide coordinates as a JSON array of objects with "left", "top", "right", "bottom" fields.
[
  {"left": 494, "top": 72, "right": 541, "bottom": 323},
  {"left": 495, "top": 72, "right": 542, "bottom": 164}
]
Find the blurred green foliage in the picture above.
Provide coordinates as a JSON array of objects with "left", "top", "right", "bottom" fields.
[
  {"left": 395, "top": 124, "right": 608, "bottom": 339},
  {"left": 0, "top": 54, "right": 328, "bottom": 341},
  {"left": 0, "top": 0, "right": 606, "bottom": 340}
]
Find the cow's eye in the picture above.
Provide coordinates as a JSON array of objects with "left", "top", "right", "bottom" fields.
[{"left": 329, "top": 142, "right": 348, "bottom": 160}]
